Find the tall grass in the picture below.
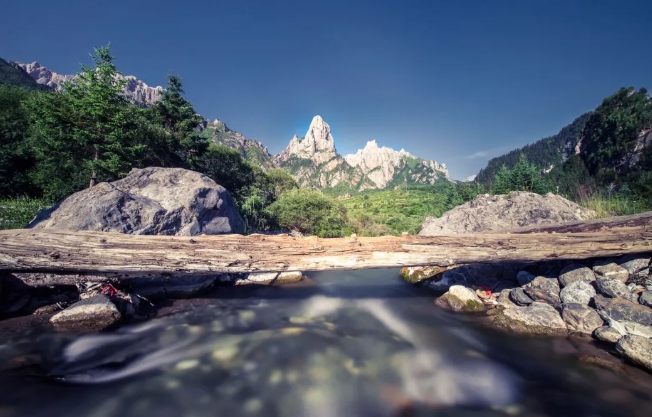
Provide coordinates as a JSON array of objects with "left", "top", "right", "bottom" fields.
[{"left": 0, "top": 197, "right": 51, "bottom": 230}]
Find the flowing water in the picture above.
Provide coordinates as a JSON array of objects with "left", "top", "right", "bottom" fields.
[{"left": 0, "top": 269, "right": 651, "bottom": 417}]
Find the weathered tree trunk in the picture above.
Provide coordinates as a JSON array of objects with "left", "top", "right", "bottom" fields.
[
  {"left": 0, "top": 211, "right": 650, "bottom": 279},
  {"left": 89, "top": 149, "right": 98, "bottom": 188}
]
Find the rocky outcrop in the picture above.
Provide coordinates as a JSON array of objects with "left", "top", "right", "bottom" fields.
[
  {"left": 28, "top": 167, "right": 244, "bottom": 235},
  {"left": 11, "top": 61, "right": 163, "bottom": 105},
  {"left": 199, "top": 119, "right": 275, "bottom": 170},
  {"left": 419, "top": 192, "right": 596, "bottom": 235},
  {"left": 344, "top": 140, "right": 449, "bottom": 188},
  {"left": 274, "top": 116, "right": 374, "bottom": 190}
]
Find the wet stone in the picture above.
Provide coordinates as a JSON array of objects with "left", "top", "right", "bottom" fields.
[
  {"left": 558, "top": 263, "right": 595, "bottom": 287},
  {"left": 523, "top": 276, "right": 561, "bottom": 307},
  {"left": 561, "top": 303, "right": 604, "bottom": 335},
  {"left": 559, "top": 280, "right": 596, "bottom": 306},
  {"left": 639, "top": 291, "right": 652, "bottom": 308},
  {"left": 434, "top": 285, "right": 485, "bottom": 313},
  {"left": 596, "top": 278, "right": 636, "bottom": 301},
  {"left": 516, "top": 271, "right": 536, "bottom": 287},
  {"left": 492, "top": 302, "right": 568, "bottom": 336},
  {"left": 593, "top": 326, "right": 622, "bottom": 344},
  {"left": 235, "top": 272, "right": 279, "bottom": 286},
  {"left": 593, "top": 261, "right": 629, "bottom": 284},
  {"left": 49, "top": 294, "right": 121, "bottom": 332},
  {"left": 274, "top": 272, "right": 304, "bottom": 285},
  {"left": 509, "top": 288, "right": 533, "bottom": 306},
  {"left": 593, "top": 295, "right": 652, "bottom": 326},
  {"left": 616, "top": 335, "right": 652, "bottom": 372}
]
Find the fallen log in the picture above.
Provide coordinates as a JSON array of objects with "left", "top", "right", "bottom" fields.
[{"left": 0, "top": 211, "right": 651, "bottom": 278}]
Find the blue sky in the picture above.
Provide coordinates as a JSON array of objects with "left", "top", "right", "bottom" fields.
[{"left": 3, "top": 0, "right": 652, "bottom": 179}]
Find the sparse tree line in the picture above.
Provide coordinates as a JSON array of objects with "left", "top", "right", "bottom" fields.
[{"left": 1, "top": 45, "right": 651, "bottom": 235}]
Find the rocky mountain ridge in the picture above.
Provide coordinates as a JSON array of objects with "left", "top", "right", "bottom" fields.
[
  {"left": 344, "top": 139, "right": 449, "bottom": 188},
  {"left": 12, "top": 61, "right": 163, "bottom": 105},
  {"left": 274, "top": 115, "right": 451, "bottom": 191}
]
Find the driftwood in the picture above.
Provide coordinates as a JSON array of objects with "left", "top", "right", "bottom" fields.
[{"left": 0, "top": 212, "right": 650, "bottom": 280}]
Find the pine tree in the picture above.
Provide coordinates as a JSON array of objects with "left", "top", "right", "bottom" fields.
[{"left": 25, "top": 44, "right": 148, "bottom": 199}]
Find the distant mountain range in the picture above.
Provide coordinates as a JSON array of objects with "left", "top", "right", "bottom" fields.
[{"left": 3, "top": 58, "right": 451, "bottom": 192}]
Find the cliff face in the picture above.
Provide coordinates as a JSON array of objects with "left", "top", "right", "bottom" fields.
[
  {"left": 198, "top": 119, "right": 275, "bottom": 170},
  {"left": 274, "top": 115, "right": 450, "bottom": 191},
  {"left": 344, "top": 140, "right": 449, "bottom": 188},
  {"left": 11, "top": 61, "right": 163, "bottom": 105},
  {"left": 274, "top": 116, "right": 374, "bottom": 191}
]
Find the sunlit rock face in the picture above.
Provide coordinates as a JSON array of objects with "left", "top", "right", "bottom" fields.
[
  {"left": 345, "top": 139, "right": 449, "bottom": 188},
  {"left": 11, "top": 61, "right": 163, "bottom": 105},
  {"left": 274, "top": 116, "right": 373, "bottom": 190},
  {"left": 275, "top": 115, "right": 338, "bottom": 166}
]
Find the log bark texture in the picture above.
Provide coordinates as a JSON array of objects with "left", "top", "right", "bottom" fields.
[{"left": 0, "top": 211, "right": 650, "bottom": 279}]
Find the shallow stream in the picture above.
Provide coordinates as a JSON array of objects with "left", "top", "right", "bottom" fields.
[{"left": 0, "top": 269, "right": 651, "bottom": 417}]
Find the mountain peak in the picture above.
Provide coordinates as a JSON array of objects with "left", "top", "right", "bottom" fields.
[{"left": 275, "top": 115, "right": 337, "bottom": 165}]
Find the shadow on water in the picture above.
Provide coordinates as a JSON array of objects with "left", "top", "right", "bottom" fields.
[{"left": 0, "top": 268, "right": 651, "bottom": 417}]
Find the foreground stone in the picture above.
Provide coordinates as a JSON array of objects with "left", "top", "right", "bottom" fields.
[
  {"left": 559, "top": 280, "right": 595, "bottom": 305},
  {"left": 434, "top": 285, "right": 485, "bottom": 313},
  {"left": 28, "top": 167, "right": 244, "bottom": 235},
  {"left": 50, "top": 295, "right": 121, "bottom": 332},
  {"left": 639, "top": 291, "right": 652, "bottom": 308},
  {"left": 558, "top": 264, "right": 595, "bottom": 287},
  {"left": 618, "top": 254, "right": 651, "bottom": 281},
  {"left": 593, "top": 261, "right": 629, "bottom": 284},
  {"left": 523, "top": 277, "right": 561, "bottom": 307},
  {"left": 594, "top": 295, "right": 652, "bottom": 326},
  {"left": 593, "top": 326, "right": 622, "bottom": 344},
  {"left": 493, "top": 302, "right": 567, "bottom": 336},
  {"left": 235, "top": 271, "right": 304, "bottom": 286},
  {"left": 561, "top": 303, "right": 604, "bottom": 334},
  {"left": 616, "top": 335, "right": 652, "bottom": 372},
  {"left": 399, "top": 265, "right": 454, "bottom": 284},
  {"left": 596, "top": 277, "right": 636, "bottom": 301},
  {"left": 509, "top": 288, "right": 533, "bottom": 306}
]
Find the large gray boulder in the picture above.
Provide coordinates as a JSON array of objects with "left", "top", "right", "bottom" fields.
[
  {"left": 419, "top": 192, "right": 596, "bottom": 235},
  {"left": 28, "top": 167, "right": 244, "bottom": 235}
]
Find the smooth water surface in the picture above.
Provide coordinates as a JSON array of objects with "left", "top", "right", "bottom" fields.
[{"left": 0, "top": 269, "right": 651, "bottom": 417}]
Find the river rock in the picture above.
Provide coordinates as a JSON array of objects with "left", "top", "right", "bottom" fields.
[
  {"left": 28, "top": 167, "right": 244, "bottom": 235},
  {"left": 496, "top": 289, "right": 517, "bottom": 309},
  {"left": 516, "top": 271, "right": 536, "bottom": 287},
  {"left": 275, "top": 271, "right": 304, "bottom": 285},
  {"left": 596, "top": 277, "right": 636, "bottom": 301},
  {"left": 50, "top": 294, "right": 121, "bottom": 332},
  {"left": 617, "top": 321, "right": 652, "bottom": 338},
  {"left": 561, "top": 303, "right": 604, "bottom": 335},
  {"left": 594, "top": 295, "right": 652, "bottom": 326},
  {"left": 509, "top": 288, "right": 533, "bottom": 306},
  {"left": 559, "top": 280, "right": 596, "bottom": 305},
  {"left": 618, "top": 254, "right": 650, "bottom": 281},
  {"left": 419, "top": 192, "right": 595, "bottom": 235},
  {"left": 558, "top": 264, "right": 595, "bottom": 287},
  {"left": 616, "top": 335, "right": 652, "bottom": 372},
  {"left": 399, "top": 266, "right": 454, "bottom": 284},
  {"left": 523, "top": 276, "right": 561, "bottom": 306},
  {"left": 493, "top": 302, "right": 567, "bottom": 335},
  {"left": 639, "top": 291, "right": 652, "bottom": 308},
  {"left": 235, "top": 272, "right": 279, "bottom": 286},
  {"left": 593, "top": 261, "right": 629, "bottom": 284},
  {"left": 434, "top": 285, "right": 485, "bottom": 313},
  {"left": 593, "top": 326, "right": 623, "bottom": 344}
]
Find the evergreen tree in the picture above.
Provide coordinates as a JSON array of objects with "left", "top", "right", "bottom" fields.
[
  {"left": 147, "top": 75, "right": 206, "bottom": 168},
  {"left": 25, "top": 44, "right": 148, "bottom": 199}
]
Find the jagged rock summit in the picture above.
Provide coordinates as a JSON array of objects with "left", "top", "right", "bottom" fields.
[
  {"left": 275, "top": 115, "right": 338, "bottom": 166},
  {"left": 275, "top": 116, "right": 373, "bottom": 190},
  {"left": 345, "top": 139, "right": 449, "bottom": 188},
  {"left": 11, "top": 61, "right": 163, "bottom": 105}
]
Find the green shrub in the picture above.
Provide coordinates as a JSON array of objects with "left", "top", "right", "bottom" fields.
[
  {"left": 267, "top": 188, "right": 351, "bottom": 237},
  {"left": 0, "top": 197, "right": 51, "bottom": 230}
]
